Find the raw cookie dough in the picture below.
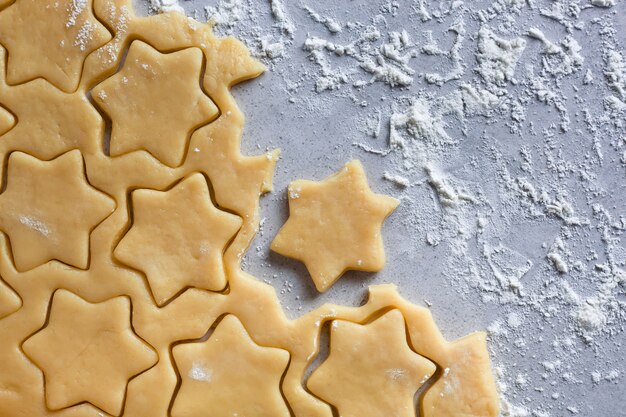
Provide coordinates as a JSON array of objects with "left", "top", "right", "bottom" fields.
[
  {"left": 172, "top": 314, "right": 291, "bottom": 417},
  {"left": 22, "top": 289, "right": 157, "bottom": 415},
  {"left": 0, "top": 0, "right": 111, "bottom": 92},
  {"left": 0, "top": 2, "right": 500, "bottom": 417},
  {"left": 0, "top": 150, "right": 115, "bottom": 271},
  {"left": 308, "top": 309, "right": 437, "bottom": 417},
  {"left": 271, "top": 160, "right": 400, "bottom": 292},
  {"left": 114, "top": 173, "right": 242, "bottom": 306},
  {"left": 92, "top": 41, "right": 218, "bottom": 167},
  {"left": 0, "top": 62, "right": 105, "bottom": 166},
  {"left": 0, "top": 277, "right": 20, "bottom": 319},
  {"left": 0, "top": 103, "right": 14, "bottom": 135}
]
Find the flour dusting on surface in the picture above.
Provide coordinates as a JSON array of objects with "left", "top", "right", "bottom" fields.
[{"left": 149, "top": 0, "right": 184, "bottom": 13}]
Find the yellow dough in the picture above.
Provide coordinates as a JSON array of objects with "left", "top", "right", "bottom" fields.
[
  {"left": 0, "top": 103, "right": 14, "bottom": 135},
  {"left": 0, "top": 2, "right": 500, "bottom": 417},
  {"left": 0, "top": 277, "right": 20, "bottom": 319},
  {"left": 0, "top": 0, "right": 111, "bottom": 92},
  {"left": 0, "top": 150, "right": 115, "bottom": 271},
  {"left": 271, "top": 160, "right": 400, "bottom": 292},
  {"left": 114, "top": 173, "right": 242, "bottom": 306},
  {"left": 172, "top": 314, "right": 291, "bottom": 417},
  {"left": 93, "top": 41, "right": 218, "bottom": 167},
  {"left": 22, "top": 289, "right": 158, "bottom": 415},
  {"left": 308, "top": 309, "right": 436, "bottom": 417},
  {"left": 0, "top": 73, "right": 105, "bottom": 165}
]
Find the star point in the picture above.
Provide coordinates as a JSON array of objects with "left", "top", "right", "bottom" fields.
[
  {"left": 0, "top": 277, "right": 20, "bottom": 319},
  {"left": 271, "top": 160, "right": 399, "bottom": 292},
  {"left": 22, "top": 290, "right": 158, "bottom": 416},
  {"left": 114, "top": 173, "right": 242, "bottom": 306},
  {"left": 172, "top": 314, "right": 291, "bottom": 417},
  {"left": 0, "top": 150, "right": 115, "bottom": 271},
  {"left": 0, "top": 0, "right": 111, "bottom": 91},
  {"left": 93, "top": 41, "right": 219, "bottom": 167},
  {"left": 307, "top": 310, "right": 436, "bottom": 417},
  {"left": 0, "top": 104, "right": 16, "bottom": 136}
]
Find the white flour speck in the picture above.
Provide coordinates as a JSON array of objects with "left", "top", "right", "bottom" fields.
[{"left": 19, "top": 215, "right": 51, "bottom": 237}]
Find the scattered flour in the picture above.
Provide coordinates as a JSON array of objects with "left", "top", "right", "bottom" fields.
[
  {"left": 150, "top": 0, "right": 184, "bottom": 14},
  {"left": 591, "top": 0, "right": 616, "bottom": 7},
  {"left": 304, "top": 6, "right": 342, "bottom": 33},
  {"left": 475, "top": 27, "right": 526, "bottom": 88},
  {"left": 188, "top": 362, "right": 212, "bottom": 382},
  {"left": 19, "top": 215, "right": 51, "bottom": 237},
  {"left": 205, "top": 0, "right": 244, "bottom": 29},
  {"left": 73, "top": 20, "right": 95, "bottom": 51},
  {"left": 603, "top": 49, "right": 626, "bottom": 100},
  {"left": 270, "top": 0, "right": 295, "bottom": 37},
  {"left": 66, "top": 0, "right": 88, "bottom": 28}
]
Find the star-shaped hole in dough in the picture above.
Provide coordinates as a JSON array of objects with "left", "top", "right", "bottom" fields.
[
  {"left": 0, "top": 0, "right": 111, "bottom": 92},
  {"left": 307, "top": 309, "right": 437, "bottom": 417},
  {"left": 22, "top": 290, "right": 158, "bottom": 416},
  {"left": 93, "top": 41, "right": 219, "bottom": 167},
  {"left": 271, "top": 160, "right": 400, "bottom": 292},
  {"left": 172, "top": 314, "right": 291, "bottom": 417},
  {"left": 0, "top": 150, "right": 115, "bottom": 271},
  {"left": 114, "top": 173, "right": 242, "bottom": 306}
]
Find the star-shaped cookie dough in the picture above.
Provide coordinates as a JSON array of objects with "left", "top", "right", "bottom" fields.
[
  {"left": 0, "top": 0, "right": 111, "bottom": 92},
  {"left": 172, "top": 315, "right": 291, "bottom": 417},
  {"left": 271, "top": 160, "right": 399, "bottom": 292},
  {"left": 114, "top": 173, "right": 242, "bottom": 306},
  {"left": 307, "top": 310, "right": 436, "bottom": 417},
  {"left": 0, "top": 151, "right": 115, "bottom": 271},
  {"left": 93, "top": 41, "right": 218, "bottom": 167},
  {"left": 22, "top": 290, "right": 158, "bottom": 415}
]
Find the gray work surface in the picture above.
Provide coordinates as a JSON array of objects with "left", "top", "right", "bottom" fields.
[{"left": 140, "top": 1, "right": 626, "bottom": 415}]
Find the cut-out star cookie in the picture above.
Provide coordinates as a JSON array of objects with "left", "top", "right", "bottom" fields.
[
  {"left": 93, "top": 41, "right": 218, "bottom": 167},
  {"left": 22, "top": 290, "right": 158, "bottom": 415},
  {"left": 271, "top": 160, "right": 399, "bottom": 292},
  {"left": 172, "top": 314, "right": 291, "bottom": 417},
  {"left": 0, "top": 0, "right": 111, "bottom": 92},
  {"left": 114, "top": 173, "right": 242, "bottom": 306},
  {"left": 0, "top": 151, "right": 115, "bottom": 271},
  {"left": 307, "top": 309, "right": 436, "bottom": 417}
]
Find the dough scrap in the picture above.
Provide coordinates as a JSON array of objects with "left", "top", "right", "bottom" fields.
[
  {"left": 93, "top": 41, "right": 218, "bottom": 167},
  {"left": 0, "top": 2, "right": 500, "bottom": 417},
  {"left": 271, "top": 160, "right": 400, "bottom": 292},
  {"left": 171, "top": 314, "right": 291, "bottom": 417},
  {"left": 22, "top": 289, "right": 157, "bottom": 415},
  {"left": 0, "top": 150, "right": 115, "bottom": 271},
  {"left": 308, "top": 309, "right": 437, "bottom": 417},
  {"left": 114, "top": 173, "right": 242, "bottom": 306},
  {"left": 0, "top": 0, "right": 111, "bottom": 92}
]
